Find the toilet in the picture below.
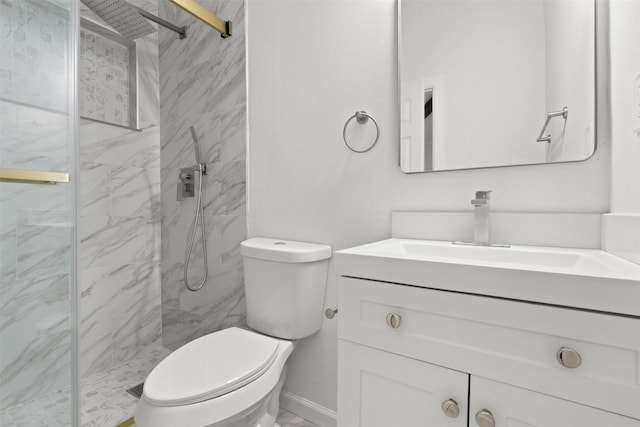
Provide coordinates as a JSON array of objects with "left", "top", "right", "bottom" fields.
[{"left": 134, "top": 237, "right": 332, "bottom": 427}]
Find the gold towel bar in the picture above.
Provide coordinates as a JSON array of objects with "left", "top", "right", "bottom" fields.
[
  {"left": 0, "top": 167, "right": 70, "bottom": 185},
  {"left": 169, "top": 0, "right": 232, "bottom": 38}
]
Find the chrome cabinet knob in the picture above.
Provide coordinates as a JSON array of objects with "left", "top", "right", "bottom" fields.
[
  {"left": 441, "top": 399, "right": 460, "bottom": 418},
  {"left": 385, "top": 313, "right": 402, "bottom": 329},
  {"left": 475, "top": 409, "right": 495, "bottom": 427},
  {"left": 557, "top": 347, "right": 582, "bottom": 369}
]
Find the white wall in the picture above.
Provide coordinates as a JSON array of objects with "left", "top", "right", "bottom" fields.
[
  {"left": 603, "top": 0, "right": 640, "bottom": 264},
  {"left": 609, "top": 0, "right": 640, "bottom": 213},
  {"left": 247, "top": 0, "right": 610, "bottom": 418},
  {"left": 543, "top": 0, "right": 595, "bottom": 162}
]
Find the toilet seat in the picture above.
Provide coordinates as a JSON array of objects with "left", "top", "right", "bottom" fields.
[
  {"left": 144, "top": 327, "right": 280, "bottom": 406},
  {"left": 135, "top": 329, "right": 295, "bottom": 427}
]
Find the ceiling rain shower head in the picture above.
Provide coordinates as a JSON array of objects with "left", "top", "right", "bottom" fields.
[{"left": 81, "top": 0, "right": 156, "bottom": 40}]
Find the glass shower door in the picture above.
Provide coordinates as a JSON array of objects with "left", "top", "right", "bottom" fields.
[{"left": 0, "top": 0, "right": 77, "bottom": 425}]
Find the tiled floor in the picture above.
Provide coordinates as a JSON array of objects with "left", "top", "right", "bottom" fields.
[
  {"left": 80, "top": 347, "right": 172, "bottom": 426},
  {"left": 0, "top": 346, "right": 318, "bottom": 427},
  {"left": 275, "top": 409, "right": 319, "bottom": 427},
  {"left": 0, "top": 347, "right": 171, "bottom": 427},
  {"left": 0, "top": 387, "right": 73, "bottom": 426},
  {"left": 129, "top": 408, "right": 317, "bottom": 427}
]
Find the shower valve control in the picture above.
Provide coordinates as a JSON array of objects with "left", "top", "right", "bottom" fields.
[{"left": 177, "top": 167, "right": 195, "bottom": 200}]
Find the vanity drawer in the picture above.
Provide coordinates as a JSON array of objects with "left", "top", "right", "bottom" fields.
[{"left": 338, "top": 276, "right": 640, "bottom": 419}]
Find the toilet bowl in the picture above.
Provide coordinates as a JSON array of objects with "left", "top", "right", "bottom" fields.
[
  {"left": 134, "top": 327, "right": 294, "bottom": 427},
  {"left": 135, "top": 238, "right": 332, "bottom": 427}
]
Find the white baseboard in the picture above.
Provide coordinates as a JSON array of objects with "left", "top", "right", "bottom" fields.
[{"left": 280, "top": 391, "right": 337, "bottom": 427}]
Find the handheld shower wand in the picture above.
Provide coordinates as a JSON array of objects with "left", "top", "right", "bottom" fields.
[
  {"left": 184, "top": 126, "right": 208, "bottom": 292},
  {"left": 190, "top": 126, "right": 206, "bottom": 169}
]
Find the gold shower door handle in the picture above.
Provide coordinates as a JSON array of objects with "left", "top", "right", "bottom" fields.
[{"left": 0, "top": 167, "right": 70, "bottom": 184}]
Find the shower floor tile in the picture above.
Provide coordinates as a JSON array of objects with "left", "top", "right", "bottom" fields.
[
  {"left": 80, "top": 347, "right": 172, "bottom": 426},
  {"left": 0, "top": 387, "right": 73, "bottom": 426},
  {"left": 1, "top": 346, "right": 318, "bottom": 427}
]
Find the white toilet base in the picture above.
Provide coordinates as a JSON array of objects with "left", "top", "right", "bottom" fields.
[{"left": 216, "top": 365, "right": 287, "bottom": 427}]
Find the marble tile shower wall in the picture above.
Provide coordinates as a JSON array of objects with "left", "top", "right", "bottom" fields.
[
  {"left": 0, "top": 0, "right": 73, "bottom": 410},
  {"left": 0, "top": 166, "right": 73, "bottom": 411},
  {"left": 79, "top": 2, "right": 163, "bottom": 378},
  {"left": 158, "top": 0, "right": 247, "bottom": 350}
]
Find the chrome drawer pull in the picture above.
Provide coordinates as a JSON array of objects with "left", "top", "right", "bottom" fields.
[
  {"left": 557, "top": 347, "right": 582, "bottom": 369},
  {"left": 475, "top": 408, "right": 495, "bottom": 427},
  {"left": 441, "top": 399, "right": 460, "bottom": 418},
  {"left": 385, "top": 313, "right": 402, "bottom": 329}
]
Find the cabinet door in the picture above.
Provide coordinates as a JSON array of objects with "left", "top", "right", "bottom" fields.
[
  {"left": 338, "top": 340, "right": 468, "bottom": 427},
  {"left": 469, "top": 377, "right": 640, "bottom": 427}
]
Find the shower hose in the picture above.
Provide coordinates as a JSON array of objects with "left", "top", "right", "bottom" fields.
[{"left": 184, "top": 165, "right": 208, "bottom": 292}]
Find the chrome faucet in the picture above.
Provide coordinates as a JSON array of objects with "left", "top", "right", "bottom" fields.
[
  {"left": 453, "top": 191, "right": 509, "bottom": 248},
  {"left": 471, "top": 190, "right": 492, "bottom": 245}
]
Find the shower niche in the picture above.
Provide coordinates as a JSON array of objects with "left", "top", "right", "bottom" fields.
[
  {"left": 0, "top": 0, "right": 139, "bottom": 130},
  {"left": 80, "top": 18, "right": 138, "bottom": 129}
]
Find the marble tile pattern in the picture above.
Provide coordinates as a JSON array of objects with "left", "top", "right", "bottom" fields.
[
  {"left": 0, "top": 347, "right": 171, "bottom": 427},
  {"left": 0, "top": 0, "right": 74, "bottom": 414},
  {"left": 78, "top": 0, "right": 163, "bottom": 379},
  {"left": 0, "top": 386, "right": 73, "bottom": 427},
  {"left": 0, "top": 347, "right": 318, "bottom": 427},
  {"left": 159, "top": 0, "right": 248, "bottom": 350},
  {"left": 0, "top": 0, "right": 69, "bottom": 113},
  {"left": 79, "top": 26, "right": 131, "bottom": 126},
  {"left": 78, "top": 347, "right": 171, "bottom": 426}
]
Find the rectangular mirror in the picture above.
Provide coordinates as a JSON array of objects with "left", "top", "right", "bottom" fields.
[{"left": 399, "top": 0, "right": 596, "bottom": 173}]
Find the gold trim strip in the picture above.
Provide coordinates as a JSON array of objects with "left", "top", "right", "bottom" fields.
[
  {"left": 0, "top": 167, "right": 70, "bottom": 185},
  {"left": 168, "top": 0, "right": 232, "bottom": 38},
  {"left": 115, "top": 417, "right": 135, "bottom": 427}
]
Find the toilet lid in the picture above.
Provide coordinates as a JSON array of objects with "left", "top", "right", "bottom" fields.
[{"left": 144, "top": 328, "right": 280, "bottom": 406}]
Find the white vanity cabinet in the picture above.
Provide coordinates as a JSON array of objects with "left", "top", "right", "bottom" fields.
[
  {"left": 339, "top": 339, "right": 468, "bottom": 427},
  {"left": 337, "top": 276, "right": 640, "bottom": 427},
  {"left": 469, "top": 376, "right": 640, "bottom": 427}
]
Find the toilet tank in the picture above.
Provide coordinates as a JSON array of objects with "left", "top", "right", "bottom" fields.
[{"left": 240, "top": 237, "right": 332, "bottom": 340}]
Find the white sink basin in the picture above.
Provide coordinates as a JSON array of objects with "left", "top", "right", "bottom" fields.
[
  {"left": 360, "top": 239, "right": 639, "bottom": 278},
  {"left": 335, "top": 238, "right": 640, "bottom": 316}
]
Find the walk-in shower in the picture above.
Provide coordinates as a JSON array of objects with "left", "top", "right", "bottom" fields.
[{"left": 2, "top": 0, "right": 242, "bottom": 424}]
